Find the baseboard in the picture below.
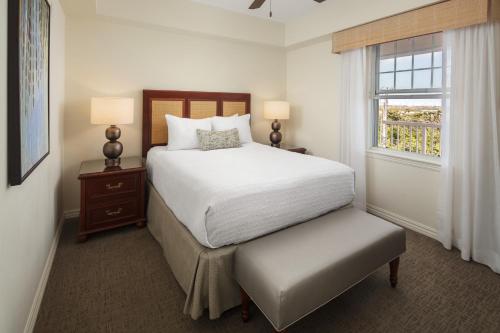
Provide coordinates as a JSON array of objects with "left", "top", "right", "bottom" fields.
[
  {"left": 367, "top": 204, "right": 438, "bottom": 240},
  {"left": 63, "top": 209, "right": 80, "bottom": 220},
  {"left": 23, "top": 215, "right": 64, "bottom": 333}
]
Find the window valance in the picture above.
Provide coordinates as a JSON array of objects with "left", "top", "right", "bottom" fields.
[{"left": 332, "top": 0, "right": 499, "bottom": 54}]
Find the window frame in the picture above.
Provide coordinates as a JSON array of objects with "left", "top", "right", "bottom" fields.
[
  {"left": 371, "top": 33, "right": 445, "bottom": 160},
  {"left": 375, "top": 35, "right": 444, "bottom": 95}
]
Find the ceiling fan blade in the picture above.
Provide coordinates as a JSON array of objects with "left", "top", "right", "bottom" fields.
[{"left": 249, "top": 0, "right": 266, "bottom": 9}]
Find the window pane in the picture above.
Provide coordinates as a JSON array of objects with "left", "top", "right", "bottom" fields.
[
  {"left": 414, "top": 53, "right": 432, "bottom": 69},
  {"left": 433, "top": 68, "right": 442, "bottom": 88},
  {"left": 379, "top": 72, "right": 394, "bottom": 90},
  {"left": 380, "top": 58, "right": 394, "bottom": 72},
  {"left": 396, "top": 38, "right": 412, "bottom": 56},
  {"left": 376, "top": 98, "right": 441, "bottom": 156},
  {"left": 433, "top": 33, "right": 443, "bottom": 49},
  {"left": 413, "top": 69, "right": 432, "bottom": 88},
  {"left": 433, "top": 51, "right": 442, "bottom": 67},
  {"left": 380, "top": 41, "right": 396, "bottom": 57},
  {"left": 396, "top": 56, "right": 412, "bottom": 70},
  {"left": 414, "top": 35, "right": 433, "bottom": 52},
  {"left": 396, "top": 71, "right": 412, "bottom": 89},
  {"left": 374, "top": 32, "right": 443, "bottom": 157}
]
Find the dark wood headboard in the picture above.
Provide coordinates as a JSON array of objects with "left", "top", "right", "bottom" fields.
[{"left": 142, "top": 90, "right": 251, "bottom": 157}]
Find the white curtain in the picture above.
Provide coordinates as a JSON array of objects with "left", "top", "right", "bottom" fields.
[
  {"left": 339, "top": 47, "right": 373, "bottom": 210},
  {"left": 440, "top": 22, "right": 500, "bottom": 273}
]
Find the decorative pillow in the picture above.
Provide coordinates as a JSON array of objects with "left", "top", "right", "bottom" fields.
[
  {"left": 196, "top": 128, "right": 241, "bottom": 151},
  {"left": 165, "top": 114, "right": 212, "bottom": 150},
  {"left": 211, "top": 114, "right": 253, "bottom": 144}
]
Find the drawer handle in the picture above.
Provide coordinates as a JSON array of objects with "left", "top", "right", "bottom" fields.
[
  {"left": 106, "top": 182, "right": 124, "bottom": 190},
  {"left": 105, "top": 208, "right": 123, "bottom": 216}
]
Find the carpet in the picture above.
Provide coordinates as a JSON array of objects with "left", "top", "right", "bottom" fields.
[{"left": 34, "top": 219, "right": 500, "bottom": 332}]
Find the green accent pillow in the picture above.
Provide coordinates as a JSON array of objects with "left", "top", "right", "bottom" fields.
[{"left": 196, "top": 128, "right": 241, "bottom": 151}]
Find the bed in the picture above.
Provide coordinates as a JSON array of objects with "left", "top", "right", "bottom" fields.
[{"left": 142, "top": 90, "right": 355, "bottom": 319}]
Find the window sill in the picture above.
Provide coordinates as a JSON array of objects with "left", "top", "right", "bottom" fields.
[{"left": 367, "top": 147, "right": 441, "bottom": 171}]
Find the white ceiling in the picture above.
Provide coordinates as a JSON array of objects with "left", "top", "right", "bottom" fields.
[{"left": 191, "top": 0, "right": 325, "bottom": 23}]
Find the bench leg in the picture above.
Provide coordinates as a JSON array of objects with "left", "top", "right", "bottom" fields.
[
  {"left": 241, "top": 287, "right": 250, "bottom": 323},
  {"left": 389, "top": 257, "right": 400, "bottom": 288}
]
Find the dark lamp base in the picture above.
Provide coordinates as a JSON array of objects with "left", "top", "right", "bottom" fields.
[
  {"left": 102, "top": 125, "right": 124, "bottom": 166},
  {"left": 105, "top": 158, "right": 121, "bottom": 167},
  {"left": 269, "top": 119, "right": 282, "bottom": 147}
]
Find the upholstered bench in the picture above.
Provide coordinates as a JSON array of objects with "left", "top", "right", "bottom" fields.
[{"left": 234, "top": 207, "right": 406, "bottom": 332}]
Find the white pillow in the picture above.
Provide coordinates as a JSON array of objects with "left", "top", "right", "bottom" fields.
[
  {"left": 211, "top": 114, "right": 253, "bottom": 144},
  {"left": 165, "top": 114, "right": 212, "bottom": 150}
]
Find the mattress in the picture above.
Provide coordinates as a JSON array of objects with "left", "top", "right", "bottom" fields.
[{"left": 147, "top": 143, "right": 354, "bottom": 248}]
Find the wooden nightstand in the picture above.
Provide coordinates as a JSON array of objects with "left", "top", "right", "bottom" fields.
[
  {"left": 278, "top": 144, "right": 307, "bottom": 154},
  {"left": 78, "top": 156, "right": 146, "bottom": 242}
]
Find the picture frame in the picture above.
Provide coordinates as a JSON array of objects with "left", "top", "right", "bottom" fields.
[{"left": 8, "top": 0, "right": 51, "bottom": 186}]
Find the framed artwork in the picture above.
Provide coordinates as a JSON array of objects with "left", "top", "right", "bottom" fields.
[{"left": 8, "top": 0, "right": 51, "bottom": 185}]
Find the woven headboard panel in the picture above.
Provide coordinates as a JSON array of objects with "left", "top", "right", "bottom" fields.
[{"left": 142, "top": 90, "right": 251, "bottom": 156}]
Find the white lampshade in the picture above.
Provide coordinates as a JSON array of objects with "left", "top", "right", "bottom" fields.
[
  {"left": 91, "top": 97, "right": 134, "bottom": 125},
  {"left": 264, "top": 101, "right": 290, "bottom": 120}
]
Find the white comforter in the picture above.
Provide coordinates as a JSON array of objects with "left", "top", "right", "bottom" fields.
[{"left": 147, "top": 143, "right": 354, "bottom": 248}]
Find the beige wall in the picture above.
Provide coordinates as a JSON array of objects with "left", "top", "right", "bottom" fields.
[
  {"left": 285, "top": 0, "right": 441, "bottom": 46},
  {"left": 366, "top": 156, "right": 440, "bottom": 233},
  {"left": 284, "top": 0, "right": 441, "bottom": 235},
  {"left": 61, "top": 0, "right": 442, "bottom": 235},
  {"left": 63, "top": 15, "right": 286, "bottom": 212},
  {"left": 96, "top": 0, "right": 285, "bottom": 46},
  {"left": 0, "top": 0, "right": 65, "bottom": 332},
  {"left": 285, "top": 37, "right": 341, "bottom": 160},
  {"left": 60, "top": 0, "right": 284, "bottom": 46}
]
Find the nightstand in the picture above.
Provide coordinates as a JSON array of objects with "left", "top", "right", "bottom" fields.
[
  {"left": 78, "top": 156, "right": 146, "bottom": 242},
  {"left": 278, "top": 144, "right": 307, "bottom": 154}
]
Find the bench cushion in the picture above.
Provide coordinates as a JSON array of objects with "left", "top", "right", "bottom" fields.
[{"left": 234, "top": 207, "right": 406, "bottom": 331}]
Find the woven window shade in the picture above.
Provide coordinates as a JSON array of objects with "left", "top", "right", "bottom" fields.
[
  {"left": 494, "top": 0, "right": 500, "bottom": 21},
  {"left": 222, "top": 101, "right": 246, "bottom": 117},
  {"left": 332, "top": 0, "right": 491, "bottom": 54},
  {"left": 151, "top": 99, "right": 183, "bottom": 144},
  {"left": 189, "top": 101, "right": 217, "bottom": 119}
]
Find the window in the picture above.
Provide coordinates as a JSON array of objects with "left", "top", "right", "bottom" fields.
[{"left": 373, "top": 33, "right": 443, "bottom": 157}]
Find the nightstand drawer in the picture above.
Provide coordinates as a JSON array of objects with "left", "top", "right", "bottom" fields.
[
  {"left": 86, "top": 174, "right": 139, "bottom": 199},
  {"left": 86, "top": 198, "right": 139, "bottom": 228},
  {"left": 78, "top": 156, "right": 146, "bottom": 241}
]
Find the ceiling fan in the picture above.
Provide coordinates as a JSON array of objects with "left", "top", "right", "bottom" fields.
[{"left": 249, "top": 0, "right": 326, "bottom": 18}]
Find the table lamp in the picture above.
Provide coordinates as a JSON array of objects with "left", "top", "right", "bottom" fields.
[
  {"left": 264, "top": 101, "right": 290, "bottom": 148},
  {"left": 91, "top": 97, "right": 134, "bottom": 167}
]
